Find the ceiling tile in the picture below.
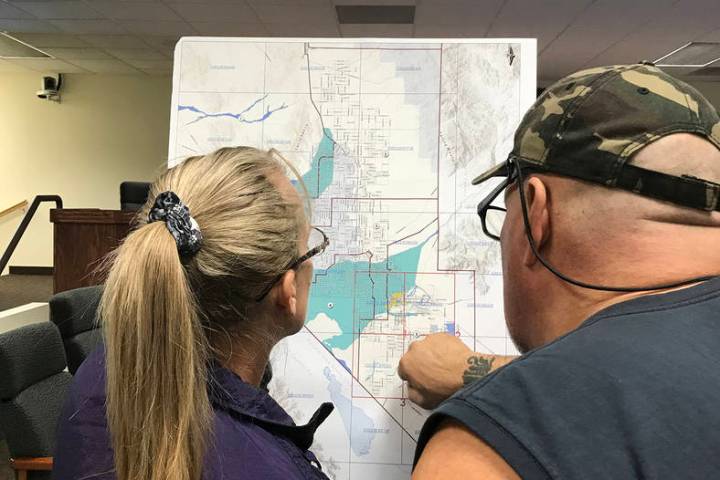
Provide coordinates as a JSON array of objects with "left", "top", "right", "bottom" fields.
[
  {"left": 540, "top": 26, "right": 658, "bottom": 78},
  {"left": 68, "top": 58, "right": 141, "bottom": 73},
  {"left": 334, "top": 0, "right": 416, "bottom": 4},
  {"left": 540, "top": 0, "right": 677, "bottom": 73},
  {"left": 0, "top": 19, "right": 60, "bottom": 33},
  {"left": 16, "top": 1, "right": 101, "bottom": 20},
  {"left": 188, "top": 21, "right": 268, "bottom": 36},
  {"left": 48, "top": 19, "right": 126, "bottom": 34},
  {"left": 538, "top": 55, "right": 584, "bottom": 81},
  {"left": 696, "top": 29, "right": 720, "bottom": 43},
  {"left": 245, "top": 0, "right": 328, "bottom": 5},
  {"left": 340, "top": 24, "right": 414, "bottom": 37},
  {"left": 139, "top": 35, "right": 180, "bottom": 56},
  {"left": 413, "top": 24, "right": 485, "bottom": 37},
  {"left": 543, "top": 15, "right": 638, "bottom": 55},
  {"left": 87, "top": 2, "right": 184, "bottom": 21},
  {"left": 0, "top": 2, "right": 35, "bottom": 19},
  {"left": 6, "top": 57, "right": 88, "bottom": 73},
  {"left": 119, "top": 20, "right": 195, "bottom": 36},
  {"left": 487, "top": 0, "right": 594, "bottom": 50},
  {"left": 170, "top": 3, "right": 258, "bottom": 23},
  {"left": 254, "top": 4, "right": 335, "bottom": 24},
  {"left": 591, "top": 24, "right": 720, "bottom": 66},
  {"left": 80, "top": 34, "right": 147, "bottom": 48},
  {"left": 592, "top": 29, "right": 701, "bottom": 67},
  {"left": 106, "top": 47, "right": 167, "bottom": 60},
  {"left": 585, "top": 0, "right": 720, "bottom": 68},
  {"left": 123, "top": 58, "right": 172, "bottom": 70},
  {"left": 43, "top": 46, "right": 112, "bottom": 59},
  {"left": 566, "top": 0, "right": 676, "bottom": 29},
  {"left": 3, "top": 0, "right": 713, "bottom": 84},
  {"left": 415, "top": 0, "right": 503, "bottom": 28},
  {"left": 163, "top": 0, "right": 252, "bottom": 3},
  {"left": 265, "top": 23, "right": 340, "bottom": 36},
  {"left": 10, "top": 32, "right": 89, "bottom": 47}
]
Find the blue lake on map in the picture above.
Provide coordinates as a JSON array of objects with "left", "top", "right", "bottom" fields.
[
  {"left": 300, "top": 128, "right": 335, "bottom": 198},
  {"left": 324, "top": 367, "right": 375, "bottom": 456},
  {"left": 308, "top": 240, "right": 427, "bottom": 350},
  {"left": 298, "top": 127, "right": 428, "bottom": 351}
]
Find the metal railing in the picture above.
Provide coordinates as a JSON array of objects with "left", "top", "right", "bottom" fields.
[
  {"left": 0, "top": 195, "right": 63, "bottom": 275},
  {"left": 0, "top": 200, "right": 28, "bottom": 220}
]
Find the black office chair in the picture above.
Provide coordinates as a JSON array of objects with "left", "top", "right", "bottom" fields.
[
  {"left": 49, "top": 286, "right": 103, "bottom": 375},
  {"left": 0, "top": 322, "right": 72, "bottom": 479},
  {"left": 120, "top": 181, "right": 151, "bottom": 211}
]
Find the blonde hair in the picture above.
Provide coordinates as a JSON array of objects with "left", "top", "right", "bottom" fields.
[{"left": 101, "top": 147, "right": 306, "bottom": 480}]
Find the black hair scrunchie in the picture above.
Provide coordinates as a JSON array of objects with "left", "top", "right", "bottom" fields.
[{"left": 148, "top": 191, "right": 203, "bottom": 256}]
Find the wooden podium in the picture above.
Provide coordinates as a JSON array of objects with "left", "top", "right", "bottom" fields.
[{"left": 50, "top": 209, "right": 136, "bottom": 294}]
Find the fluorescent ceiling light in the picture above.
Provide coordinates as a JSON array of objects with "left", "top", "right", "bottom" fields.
[
  {"left": 655, "top": 42, "right": 720, "bottom": 68},
  {"left": 0, "top": 32, "right": 50, "bottom": 59}
]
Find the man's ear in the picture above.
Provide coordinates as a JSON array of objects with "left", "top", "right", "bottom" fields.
[
  {"left": 274, "top": 269, "right": 298, "bottom": 316},
  {"left": 522, "top": 177, "right": 551, "bottom": 267}
]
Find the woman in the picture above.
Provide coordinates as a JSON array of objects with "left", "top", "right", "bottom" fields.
[{"left": 53, "top": 147, "right": 334, "bottom": 480}]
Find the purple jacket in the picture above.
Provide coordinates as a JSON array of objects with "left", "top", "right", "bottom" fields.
[{"left": 53, "top": 348, "right": 333, "bottom": 479}]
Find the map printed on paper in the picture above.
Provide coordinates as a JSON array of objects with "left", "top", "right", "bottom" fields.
[{"left": 169, "top": 38, "right": 536, "bottom": 480}]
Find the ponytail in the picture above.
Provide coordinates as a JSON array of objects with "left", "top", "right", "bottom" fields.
[
  {"left": 100, "top": 146, "right": 307, "bottom": 480},
  {"left": 102, "top": 222, "right": 211, "bottom": 480}
]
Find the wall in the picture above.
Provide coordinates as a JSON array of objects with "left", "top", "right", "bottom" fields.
[
  {"left": 0, "top": 71, "right": 717, "bottom": 276},
  {"left": 0, "top": 73, "right": 171, "bottom": 274}
]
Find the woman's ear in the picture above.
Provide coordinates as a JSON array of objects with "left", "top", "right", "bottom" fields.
[{"left": 274, "top": 269, "right": 297, "bottom": 316}]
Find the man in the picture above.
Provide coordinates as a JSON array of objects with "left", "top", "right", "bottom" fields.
[{"left": 399, "top": 63, "right": 720, "bottom": 479}]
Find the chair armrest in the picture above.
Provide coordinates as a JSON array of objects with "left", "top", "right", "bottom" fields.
[{"left": 10, "top": 457, "right": 53, "bottom": 471}]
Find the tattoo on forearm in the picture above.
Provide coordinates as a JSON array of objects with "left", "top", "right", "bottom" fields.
[{"left": 462, "top": 356, "right": 495, "bottom": 386}]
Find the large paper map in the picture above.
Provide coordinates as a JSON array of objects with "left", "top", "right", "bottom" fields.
[{"left": 169, "top": 37, "right": 535, "bottom": 479}]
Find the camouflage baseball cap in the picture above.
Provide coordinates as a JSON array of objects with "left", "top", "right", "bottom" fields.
[{"left": 473, "top": 63, "right": 720, "bottom": 212}]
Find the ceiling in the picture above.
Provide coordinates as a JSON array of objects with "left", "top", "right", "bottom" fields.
[{"left": 0, "top": 0, "right": 718, "bottom": 83}]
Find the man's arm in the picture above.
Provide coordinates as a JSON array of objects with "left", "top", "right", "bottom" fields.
[
  {"left": 413, "top": 419, "right": 520, "bottom": 480},
  {"left": 398, "top": 333, "right": 515, "bottom": 409}
]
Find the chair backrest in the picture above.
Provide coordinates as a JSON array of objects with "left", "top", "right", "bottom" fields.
[
  {"left": 120, "top": 181, "right": 151, "bottom": 211},
  {"left": 49, "top": 286, "right": 103, "bottom": 374},
  {"left": 0, "top": 322, "right": 72, "bottom": 459}
]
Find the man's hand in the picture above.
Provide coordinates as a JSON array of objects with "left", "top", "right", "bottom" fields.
[{"left": 398, "top": 333, "right": 514, "bottom": 409}]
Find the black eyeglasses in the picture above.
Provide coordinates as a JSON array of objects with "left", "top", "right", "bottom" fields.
[
  {"left": 255, "top": 226, "right": 329, "bottom": 301},
  {"left": 476, "top": 161, "right": 518, "bottom": 241},
  {"left": 475, "top": 159, "right": 719, "bottom": 293}
]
